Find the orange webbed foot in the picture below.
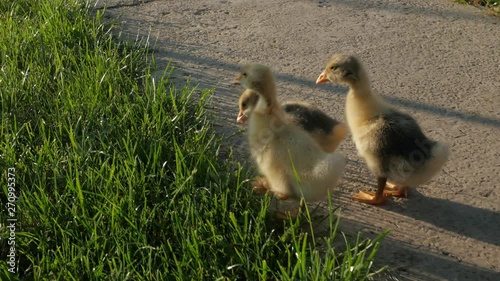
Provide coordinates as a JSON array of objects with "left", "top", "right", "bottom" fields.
[
  {"left": 251, "top": 177, "right": 291, "bottom": 200},
  {"left": 251, "top": 177, "right": 269, "bottom": 195},
  {"left": 274, "top": 192, "right": 290, "bottom": 200},
  {"left": 384, "top": 182, "right": 408, "bottom": 197},
  {"left": 352, "top": 191, "right": 387, "bottom": 205}
]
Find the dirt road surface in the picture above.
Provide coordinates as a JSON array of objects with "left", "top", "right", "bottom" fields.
[{"left": 94, "top": 0, "right": 499, "bottom": 280}]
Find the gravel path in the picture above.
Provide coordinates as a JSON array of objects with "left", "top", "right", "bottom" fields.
[{"left": 95, "top": 0, "right": 500, "bottom": 280}]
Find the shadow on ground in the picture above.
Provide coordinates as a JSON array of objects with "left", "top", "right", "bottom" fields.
[
  {"left": 148, "top": 40, "right": 500, "bottom": 128},
  {"left": 317, "top": 0, "right": 500, "bottom": 23},
  {"left": 339, "top": 159, "right": 500, "bottom": 246},
  {"left": 339, "top": 217, "right": 500, "bottom": 281}
]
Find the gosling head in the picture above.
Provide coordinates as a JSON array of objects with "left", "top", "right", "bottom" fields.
[
  {"left": 233, "top": 64, "right": 274, "bottom": 93},
  {"left": 316, "top": 54, "right": 361, "bottom": 85},
  {"left": 237, "top": 89, "right": 259, "bottom": 125}
]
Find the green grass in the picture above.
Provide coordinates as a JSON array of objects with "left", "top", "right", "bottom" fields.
[
  {"left": 0, "top": 0, "right": 387, "bottom": 279},
  {"left": 456, "top": 0, "right": 500, "bottom": 14}
]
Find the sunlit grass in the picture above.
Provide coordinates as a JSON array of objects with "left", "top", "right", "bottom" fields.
[
  {"left": 456, "top": 0, "right": 500, "bottom": 14},
  {"left": 0, "top": 0, "right": 386, "bottom": 279}
]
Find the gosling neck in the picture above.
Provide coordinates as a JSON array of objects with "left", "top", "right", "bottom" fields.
[
  {"left": 253, "top": 78, "right": 279, "bottom": 109},
  {"left": 348, "top": 69, "right": 372, "bottom": 97}
]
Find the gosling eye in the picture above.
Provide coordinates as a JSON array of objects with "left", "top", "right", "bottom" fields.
[
  {"left": 330, "top": 65, "right": 337, "bottom": 70},
  {"left": 242, "top": 102, "right": 247, "bottom": 108},
  {"left": 242, "top": 72, "right": 247, "bottom": 77}
]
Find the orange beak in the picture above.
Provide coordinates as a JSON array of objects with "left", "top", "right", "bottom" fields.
[
  {"left": 232, "top": 74, "right": 242, "bottom": 85},
  {"left": 315, "top": 71, "right": 329, "bottom": 85},
  {"left": 236, "top": 112, "right": 248, "bottom": 125}
]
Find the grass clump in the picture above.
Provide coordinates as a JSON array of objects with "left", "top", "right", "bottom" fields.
[
  {"left": 456, "top": 0, "right": 500, "bottom": 14},
  {"left": 0, "top": 0, "right": 386, "bottom": 280}
]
